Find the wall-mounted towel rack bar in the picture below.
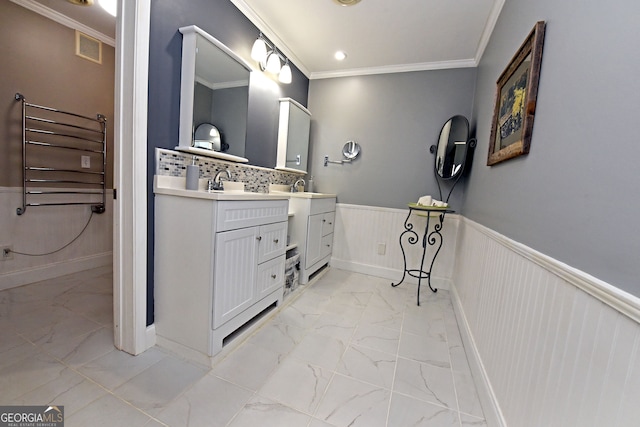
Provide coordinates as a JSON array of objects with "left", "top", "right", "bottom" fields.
[{"left": 15, "top": 93, "right": 107, "bottom": 215}]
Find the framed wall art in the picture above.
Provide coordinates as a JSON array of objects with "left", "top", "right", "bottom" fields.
[{"left": 487, "top": 21, "right": 546, "bottom": 166}]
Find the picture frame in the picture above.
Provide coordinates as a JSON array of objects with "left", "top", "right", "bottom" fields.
[{"left": 487, "top": 21, "right": 546, "bottom": 166}]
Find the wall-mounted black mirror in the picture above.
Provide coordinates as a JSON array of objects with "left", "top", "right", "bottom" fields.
[
  {"left": 430, "top": 115, "right": 475, "bottom": 204},
  {"left": 435, "top": 115, "right": 469, "bottom": 179}
]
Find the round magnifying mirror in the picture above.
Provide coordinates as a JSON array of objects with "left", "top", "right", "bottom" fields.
[
  {"left": 342, "top": 140, "right": 361, "bottom": 160},
  {"left": 435, "top": 115, "right": 469, "bottom": 179}
]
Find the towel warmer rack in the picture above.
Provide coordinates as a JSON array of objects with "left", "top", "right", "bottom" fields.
[{"left": 15, "top": 93, "right": 107, "bottom": 215}]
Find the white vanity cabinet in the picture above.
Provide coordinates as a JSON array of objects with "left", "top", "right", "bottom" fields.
[
  {"left": 288, "top": 196, "right": 336, "bottom": 284},
  {"left": 154, "top": 190, "right": 288, "bottom": 362}
]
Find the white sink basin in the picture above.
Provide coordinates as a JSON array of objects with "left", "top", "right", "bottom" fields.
[
  {"left": 268, "top": 183, "right": 335, "bottom": 199},
  {"left": 220, "top": 181, "right": 245, "bottom": 192},
  {"left": 271, "top": 190, "right": 336, "bottom": 199}
]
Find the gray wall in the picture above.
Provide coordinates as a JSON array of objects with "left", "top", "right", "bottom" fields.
[
  {"left": 463, "top": 1, "right": 640, "bottom": 296},
  {"left": 307, "top": 69, "right": 477, "bottom": 210}
]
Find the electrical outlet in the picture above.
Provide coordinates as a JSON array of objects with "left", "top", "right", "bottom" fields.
[
  {"left": 81, "top": 155, "right": 91, "bottom": 169},
  {"left": 1, "top": 245, "right": 13, "bottom": 261},
  {"left": 377, "top": 242, "right": 386, "bottom": 255}
]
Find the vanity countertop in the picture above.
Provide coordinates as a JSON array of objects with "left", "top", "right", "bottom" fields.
[{"left": 154, "top": 176, "right": 290, "bottom": 201}]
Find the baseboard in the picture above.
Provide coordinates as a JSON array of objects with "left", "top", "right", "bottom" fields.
[
  {"left": 0, "top": 252, "right": 112, "bottom": 291},
  {"left": 330, "top": 257, "right": 450, "bottom": 290},
  {"left": 450, "top": 283, "right": 506, "bottom": 427}
]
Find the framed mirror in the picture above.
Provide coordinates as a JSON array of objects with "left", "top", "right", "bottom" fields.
[
  {"left": 275, "top": 98, "right": 311, "bottom": 173},
  {"left": 435, "top": 115, "right": 470, "bottom": 179},
  {"left": 175, "top": 25, "right": 252, "bottom": 163}
]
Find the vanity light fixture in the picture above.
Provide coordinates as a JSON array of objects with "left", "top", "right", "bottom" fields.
[
  {"left": 250, "top": 34, "right": 268, "bottom": 62},
  {"left": 279, "top": 59, "right": 293, "bottom": 84},
  {"left": 265, "top": 50, "right": 282, "bottom": 73},
  {"left": 250, "top": 34, "right": 292, "bottom": 84}
]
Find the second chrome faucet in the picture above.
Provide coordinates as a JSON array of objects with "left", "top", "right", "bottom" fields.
[{"left": 291, "top": 178, "right": 306, "bottom": 192}]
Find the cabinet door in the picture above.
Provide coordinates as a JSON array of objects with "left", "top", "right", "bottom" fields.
[
  {"left": 256, "top": 254, "right": 285, "bottom": 300},
  {"left": 213, "top": 227, "right": 257, "bottom": 328},
  {"left": 305, "top": 213, "right": 324, "bottom": 269},
  {"left": 258, "top": 222, "right": 287, "bottom": 264}
]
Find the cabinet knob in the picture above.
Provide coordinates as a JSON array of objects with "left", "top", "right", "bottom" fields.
[
  {"left": 271, "top": 274, "right": 277, "bottom": 279},
  {"left": 322, "top": 219, "right": 326, "bottom": 222},
  {"left": 274, "top": 238, "right": 279, "bottom": 243},
  {"left": 256, "top": 236, "right": 262, "bottom": 241},
  {"left": 328, "top": 222, "right": 333, "bottom": 225}
]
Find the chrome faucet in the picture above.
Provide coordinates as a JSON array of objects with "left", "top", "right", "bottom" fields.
[
  {"left": 211, "top": 169, "right": 232, "bottom": 191},
  {"left": 291, "top": 178, "right": 306, "bottom": 192}
]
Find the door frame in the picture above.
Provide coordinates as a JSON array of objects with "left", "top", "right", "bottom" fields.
[{"left": 113, "top": 0, "right": 152, "bottom": 355}]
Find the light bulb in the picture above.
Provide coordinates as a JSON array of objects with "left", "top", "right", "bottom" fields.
[
  {"left": 250, "top": 37, "right": 267, "bottom": 63},
  {"left": 265, "top": 51, "right": 281, "bottom": 74},
  {"left": 279, "top": 61, "right": 292, "bottom": 84}
]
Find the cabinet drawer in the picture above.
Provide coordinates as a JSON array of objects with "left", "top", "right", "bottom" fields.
[
  {"left": 216, "top": 200, "right": 289, "bottom": 231},
  {"left": 309, "top": 198, "right": 336, "bottom": 215},
  {"left": 321, "top": 233, "right": 333, "bottom": 259},
  {"left": 256, "top": 254, "right": 285, "bottom": 300},
  {"left": 321, "top": 212, "right": 335, "bottom": 236},
  {"left": 258, "top": 221, "right": 288, "bottom": 263}
]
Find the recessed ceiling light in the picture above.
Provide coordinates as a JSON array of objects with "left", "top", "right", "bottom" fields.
[
  {"left": 335, "top": 51, "right": 347, "bottom": 61},
  {"left": 333, "top": 0, "right": 361, "bottom": 6},
  {"left": 98, "top": 0, "right": 117, "bottom": 16}
]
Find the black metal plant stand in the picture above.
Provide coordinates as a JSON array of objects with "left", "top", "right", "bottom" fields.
[
  {"left": 391, "top": 203, "right": 454, "bottom": 306},
  {"left": 393, "top": 115, "right": 475, "bottom": 305}
]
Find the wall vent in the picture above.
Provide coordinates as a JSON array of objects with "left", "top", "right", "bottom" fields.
[{"left": 75, "top": 30, "right": 102, "bottom": 64}]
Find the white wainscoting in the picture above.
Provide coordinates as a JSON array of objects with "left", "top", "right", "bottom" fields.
[
  {"left": 452, "top": 217, "right": 640, "bottom": 427},
  {"left": 331, "top": 203, "right": 459, "bottom": 290},
  {"left": 0, "top": 187, "right": 113, "bottom": 290}
]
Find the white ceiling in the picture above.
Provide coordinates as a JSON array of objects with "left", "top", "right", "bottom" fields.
[
  {"left": 231, "top": 0, "right": 505, "bottom": 79},
  {"left": 16, "top": 0, "right": 505, "bottom": 80}
]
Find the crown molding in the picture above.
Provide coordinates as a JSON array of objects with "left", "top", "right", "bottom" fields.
[
  {"left": 474, "top": 0, "right": 505, "bottom": 64},
  {"left": 10, "top": 0, "right": 115, "bottom": 47},
  {"left": 310, "top": 58, "right": 477, "bottom": 80}
]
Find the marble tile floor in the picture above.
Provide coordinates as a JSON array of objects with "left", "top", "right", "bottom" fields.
[{"left": 0, "top": 266, "right": 487, "bottom": 427}]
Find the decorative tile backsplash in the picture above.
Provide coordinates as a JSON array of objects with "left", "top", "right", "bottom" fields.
[{"left": 156, "top": 148, "right": 304, "bottom": 193}]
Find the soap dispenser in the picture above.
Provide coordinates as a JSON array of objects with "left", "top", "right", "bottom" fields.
[
  {"left": 307, "top": 176, "right": 314, "bottom": 193},
  {"left": 185, "top": 156, "right": 199, "bottom": 190}
]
